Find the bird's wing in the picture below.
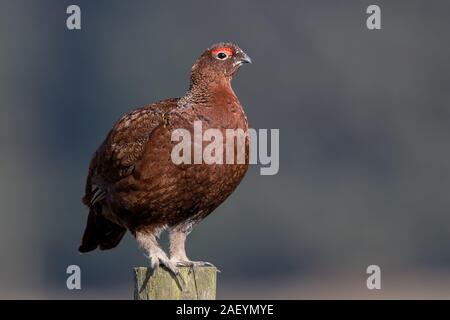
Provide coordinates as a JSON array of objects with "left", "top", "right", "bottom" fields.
[{"left": 83, "top": 98, "right": 179, "bottom": 206}]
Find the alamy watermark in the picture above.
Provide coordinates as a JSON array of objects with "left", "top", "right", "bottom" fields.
[
  {"left": 66, "top": 264, "right": 81, "bottom": 290},
  {"left": 366, "top": 265, "right": 381, "bottom": 290},
  {"left": 366, "top": 5, "right": 381, "bottom": 30},
  {"left": 170, "top": 121, "right": 279, "bottom": 175},
  {"left": 66, "top": 5, "right": 81, "bottom": 30}
]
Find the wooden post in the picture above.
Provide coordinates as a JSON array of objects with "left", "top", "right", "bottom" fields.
[{"left": 133, "top": 266, "right": 217, "bottom": 300}]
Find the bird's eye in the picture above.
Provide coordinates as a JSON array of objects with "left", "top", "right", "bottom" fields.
[
  {"left": 217, "top": 52, "right": 228, "bottom": 60},
  {"left": 212, "top": 47, "right": 233, "bottom": 60}
]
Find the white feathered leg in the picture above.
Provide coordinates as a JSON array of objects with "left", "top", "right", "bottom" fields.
[{"left": 169, "top": 224, "right": 216, "bottom": 268}]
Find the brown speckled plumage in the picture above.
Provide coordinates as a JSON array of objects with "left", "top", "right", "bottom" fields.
[{"left": 79, "top": 43, "right": 252, "bottom": 271}]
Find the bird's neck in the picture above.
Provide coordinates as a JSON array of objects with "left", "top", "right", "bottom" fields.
[{"left": 183, "top": 77, "right": 236, "bottom": 105}]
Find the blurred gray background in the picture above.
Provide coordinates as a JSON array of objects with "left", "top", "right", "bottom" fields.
[{"left": 1, "top": 0, "right": 450, "bottom": 299}]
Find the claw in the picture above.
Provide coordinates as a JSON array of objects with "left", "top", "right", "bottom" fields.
[
  {"left": 146, "top": 251, "right": 186, "bottom": 290},
  {"left": 172, "top": 260, "right": 220, "bottom": 272},
  {"left": 175, "top": 271, "right": 186, "bottom": 290},
  {"left": 159, "top": 260, "right": 186, "bottom": 290}
]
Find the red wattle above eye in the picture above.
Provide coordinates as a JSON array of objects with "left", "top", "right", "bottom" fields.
[{"left": 212, "top": 47, "right": 233, "bottom": 56}]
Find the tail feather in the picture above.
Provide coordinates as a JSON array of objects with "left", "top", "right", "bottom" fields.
[{"left": 79, "top": 204, "right": 126, "bottom": 253}]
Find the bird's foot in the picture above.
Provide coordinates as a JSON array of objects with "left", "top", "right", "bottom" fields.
[
  {"left": 149, "top": 252, "right": 186, "bottom": 289},
  {"left": 171, "top": 259, "right": 220, "bottom": 271}
]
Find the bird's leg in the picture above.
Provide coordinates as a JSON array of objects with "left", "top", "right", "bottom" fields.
[
  {"left": 169, "top": 226, "right": 189, "bottom": 263},
  {"left": 135, "top": 230, "right": 185, "bottom": 287},
  {"left": 169, "top": 224, "right": 216, "bottom": 268}
]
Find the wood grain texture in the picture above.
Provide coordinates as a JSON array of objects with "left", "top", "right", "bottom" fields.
[{"left": 133, "top": 266, "right": 217, "bottom": 300}]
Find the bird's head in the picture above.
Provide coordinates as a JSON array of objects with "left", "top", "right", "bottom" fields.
[{"left": 190, "top": 42, "right": 252, "bottom": 87}]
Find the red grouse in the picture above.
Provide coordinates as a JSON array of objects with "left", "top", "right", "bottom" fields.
[{"left": 80, "top": 43, "right": 252, "bottom": 275}]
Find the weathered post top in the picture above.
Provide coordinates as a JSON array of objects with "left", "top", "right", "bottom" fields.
[{"left": 133, "top": 266, "right": 218, "bottom": 300}]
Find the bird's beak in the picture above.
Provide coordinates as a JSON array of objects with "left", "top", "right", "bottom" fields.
[
  {"left": 238, "top": 52, "right": 252, "bottom": 64},
  {"left": 230, "top": 50, "right": 252, "bottom": 75}
]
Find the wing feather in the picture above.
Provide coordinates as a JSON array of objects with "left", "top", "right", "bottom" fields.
[{"left": 83, "top": 99, "right": 178, "bottom": 206}]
